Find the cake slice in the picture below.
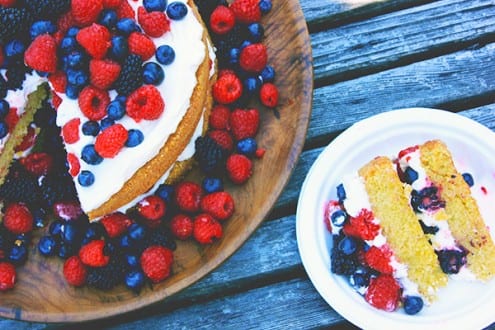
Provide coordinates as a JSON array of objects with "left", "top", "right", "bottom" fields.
[{"left": 397, "top": 139, "right": 495, "bottom": 280}]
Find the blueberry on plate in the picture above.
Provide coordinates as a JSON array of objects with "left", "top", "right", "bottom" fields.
[{"left": 403, "top": 296, "right": 424, "bottom": 315}]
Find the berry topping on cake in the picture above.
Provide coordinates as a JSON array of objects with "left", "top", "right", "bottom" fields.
[
  {"left": 76, "top": 24, "right": 112, "bottom": 60},
  {"left": 24, "top": 34, "right": 58, "bottom": 73},
  {"left": 78, "top": 86, "right": 111, "bottom": 121},
  {"left": 94, "top": 123, "right": 128, "bottom": 158},
  {"left": 71, "top": 0, "right": 104, "bottom": 26},
  {"left": 137, "top": 6, "right": 170, "bottom": 38},
  {"left": 125, "top": 85, "right": 165, "bottom": 122},
  {"left": 89, "top": 59, "right": 121, "bottom": 90}
]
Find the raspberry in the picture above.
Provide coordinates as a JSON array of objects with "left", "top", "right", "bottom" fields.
[
  {"left": 226, "top": 154, "right": 253, "bottom": 184},
  {"left": 126, "top": 85, "right": 165, "bottom": 122},
  {"left": 53, "top": 201, "right": 83, "bottom": 221},
  {"left": 67, "top": 153, "right": 81, "bottom": 177},
  {"left": 24, "top": 34, "right": 58, "bottom": 73},
  {"left": 0, "top": 0, "right": 16, "bottom": 7},
  {"left": 101, "top": 212, "right": 132, "bottom": 238},
  {"left": 208, "top": 104, "right": 231, "bottom": 130},
  {"left": 364, "top": 246, "right": 394, "bottom": 275},
  {"left": 78, "top": 85, "right": 110, "bottom": 121},
  {"left": 208, "top": 130, "right": 234, "bottom": 152},
  {"left": 62, "top": 118, "right": 81, "bottom": 144},
  {"left": 138, "top": 6, "right": 170, "bottom": 38},
  {"left": 14, "top": 126, "right": 37, "bottom": 152},
  {"left": 229, "top": 108, "right": 260, "bottom": 140},
  {"left": 140, "top": 245, "right": 173, "bottom": 283},
  {"left": 169, "top": 214, "right": 193, "bottom": 240},
  {"left": 79, "top": 240, "right": 110, "bottom": 267},
  {"left": 0, "top": 262, "right": 16, "bottom": 291},
  {"left": 200, "top": 191, "right": 235, "bottom": 221},
  {"left": 128, "top": 32, "right": 156, "bottom": 61},
  {"left": 4, "top": 203, "right": 33, "bottom": 235},
  {"left": 239, "top": 43, "right": 268, "bottom": 73},
  {"left": 52, "top": 92, "right": 63, "bottom": 109},
  {"left": 103, "top": 0, "right": 122, "bottom": 8},
  {"left": 210, "top": 6, "right": 236, "bottom": 35},
  {"left": 193, "top": 213, "right": 223, "bottom": 244},
  {"left": 230, "top": 0, "right": 261, "bottom": 23},
  {"left": 137, "top": 195, "right": 166, "bottom": 224},
  {"left": 115, "top": 0, "right": 134, "bottom": 19},
  {"left": 5, "top": 107, "right": 19, "bottom": 133},
  {"left": 364, "top": 275, "right": 401, "bottom": 312},
  {"left": 94, "top": 123, "right": 128, "bottom": 158},
  {"left": 19, "top": 152, "right": 53, "bottom": 177},
  {"left": 342, "top": 209, "right": 379, "bottom": 241},
  {"left": 89, "top": 59, "right": 121, "bottom": 90},
  {"left": 63, "top": 256, "right": 87, "bottom": 287},
  {"left": 72, "top": 0, "right": 104, "bottom": 26},
  {"left": 212, "top": 72, "right": 243, "bottom": 105},
  {"left": 76, "top": 23, "right": 111, "bottom": 59},
  {"left": 260, "top": 82, "right": 278, "bottom": 108},
  {"left": 255, "top": 148, "right": 265, "bottom": 158},
  {"left": 48, "top": 71, "right": 67, "bottom": 93},
  {"left": 174, "top": 181, "right": 204, "bottom": 213},
  {"left": 57, "top": 11, "right": 76, "bottom": 36}
]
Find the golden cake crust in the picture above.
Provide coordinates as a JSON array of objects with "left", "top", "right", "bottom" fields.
[
  {"left": 359, "top": 156, "right": 448, "bottom": 301},
  {"left": 88, "top": 2, "right": 211, "bottom": 219},
  {"left": 420, "top": 139, "right": 495, "bottom": 280}
]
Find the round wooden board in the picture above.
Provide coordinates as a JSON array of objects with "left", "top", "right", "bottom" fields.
[{"left": 0, "top": 0, "right": 313, "bottom": 323}]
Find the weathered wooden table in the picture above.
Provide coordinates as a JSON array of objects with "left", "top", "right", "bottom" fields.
[{"left": 2, "top": 0, "right": 495, "bottom": 328}]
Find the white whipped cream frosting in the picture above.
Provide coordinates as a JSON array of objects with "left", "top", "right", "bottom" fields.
[{"left": 55, "top": 0, "right": 206, "bottom": 213}]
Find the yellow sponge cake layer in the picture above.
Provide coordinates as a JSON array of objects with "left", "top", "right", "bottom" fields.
[
  {"left": 419, "top": 140, "right": 495, "bottom": 280},
  {"left": 359, "top": 156, "right": 448, "bottom": 300}
]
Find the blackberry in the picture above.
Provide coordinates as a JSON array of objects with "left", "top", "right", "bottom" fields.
[
  {"left": 86, "top": 252, "right": 129, "bottom": 290},
  {"left": 0, "top": 162, "right": 42, "bottom": 205},
  {"left": 40, "top": 171, "right": 78, "bottom": 207},
  {"left": 145, "top": 229, "right": 177, "bottom": 251},
  {"left": 331, "top": 246, "right": 359, "bottom": 275},
  {"left": 194, "top": 135, "right": 228, "bottom": 174},
  {"left": 214, "top": 25, "right": 248, "bottom": 64},
  {"left": 0, "top": 225, "right": 15, "bottom": 258},
  {"left": 114, "top": 55, "right": 144, "bottom": 96},
  {"left": 436, "top": 249, "right": 467, "bottom": 274},
  {"left": 0, "top": 8, "right": 32, "bottom": 44},
  {"left": 21, "top": 0, "right": 71, "bottom": 21},
  {"left": 33, "top": 99, "right": 57, "bottom": 127},
  {"left": 6, "top": 64, "right": 31, "bottom": 91},
  {"left": 0, "top": 75, "right": 7, "bottom": 99},
  {"left": 194, "top": 0, "right": 228, "bottom": 24}
]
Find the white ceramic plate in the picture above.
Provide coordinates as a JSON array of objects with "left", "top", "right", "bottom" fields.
[{"left": 296, "top": 108, "right": 495, "bottom": 330}]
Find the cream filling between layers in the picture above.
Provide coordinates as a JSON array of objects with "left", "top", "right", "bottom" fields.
[{"left": 55, "top": 0, "right": 206, "bottom": 213}]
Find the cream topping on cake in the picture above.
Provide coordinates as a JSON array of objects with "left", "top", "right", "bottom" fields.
[{"left": 54, "top": 0, "right": 206, "bottom": 212}]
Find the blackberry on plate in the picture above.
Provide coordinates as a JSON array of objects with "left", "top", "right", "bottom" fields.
[
  {"left": 40, "top": 171, "right": 78, "bottom": 207},
  {"left": 86, "top": 252, "right": 129, "bottom": 290},
  {"left": 0, "top": 75, "right": 7, "bottom": 99},
  {"left": 194, "top": 135, "right": 228, "bottom": 174},
  {"left": 0, "top": 162, "right": 42, "bottom": 205},
  {"left": 145, "top": 228, "right": 177, "bottom": 251},
  {"left": 114, "top": 54, "right": 144, "bottom": 96},
  {"left": 21, "top": 0, "right": 71, "bottom": 21},
  {"left": 214, "top": 24, "right": 249, "bottom": 64},
  {"left": 0, "top": 7, "right": 32, "bottom": 44},
  {"left": 331, "top": 246, "right": 359, "bottom": 275}
]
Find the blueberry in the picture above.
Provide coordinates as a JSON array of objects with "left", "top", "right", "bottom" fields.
[
  {"left": 4, "top": 39, "right": 25, "bottom": 58},
  {"left": 8, "top": 245, "right": 28, "bottom": 265},
  {"left": 128, "top": 223, "right": 146, "bottom": 241},
  {"left": 237, "top": 138, "right": 257, "bottom": 156},
  {"left": 229, "top": 47, "right": 240, "bottom": 65},
  {"left": 462, "top": 173, "right": 474, "bottom": 187},
  {"left": 243, "top": 77, "right": 262, "bottom": 95},
  {"left": 403, "top": 296, "right": 424, "bottom": 315},
  {"left": 65, "top": 84, "right": 81, "bottom": 99},
  {"left": 436, "top": 249, "right": 466, "bottom": 274},
  {"left": 404, "top": 167, "right": 418, "bottom": 184},
  {"left": 125, "top": 270, "right": 146, "bottom": 291},
  {"left": 57, "top": 242, "right": 74, "bottom": 259},
  {"left": 348, "top": 267, "right": 370, "bottom": 290},
  {"left": 82, "top": 121, "right": 100, "bottom": 136},
  {"left": 99, "top": 9, "right": 118, "bottom": 29},
  {"left": 109, "top": 35, "right": 128, "bottom": 60},
  {"left": 119, "top": 234, "right": 132, "bottom": 249},
  {"left": 330, "top": 210, "right": 347, "bottom": 227},
  {"left": 144, "top": 0, "right": 167, "bottom": 12},
  {"left": 336, "top": 183, "right": 346, "bottom": 201},
  {"left": 155, "top": 184, "right": 174, "bottom": 202},
  {"left": 240, "top": 40, "right": 251, "bottom": 50},
  {"left": 60, "top": 36, "right": 78, "bottom": 54},
  {"left": 30, "top": 21, "right": 57, "bottom": 39},
  {"left": 85, "top": 223, "right": 105, "bottom": 241},
  {"left": 202, "top": 177, "right": 223, "bottom": 194},
  {"left": 78, "top": 170, "right": 95, "bottom": 187},
  {"left": 156, "top": 45, "right": 175, "bottom": 65},
  {"left": 49, "top": 220, "right": 65, "bottom": 238},
  {"left": 38, "top": 235, "right": 58, "bottom": 256},
  {"left": 247, "top": 23, "right": 264, "bottom": 42},
  {"left": 62, "top": 222, "right": 82, "bottom": 245},
  {"left": 418, "top": 220, "right": 439, "bottom": 235},
  {"left": 260, "top": 65, "right": 275, "bottom": 83},
  {"left": 126, "top": 129, "right": 144, "bottom": 147},
  {"left": 65, "top": 51, "right": 86, "bottom": 69},
  {"left": 0, "top": 100, "right": 9, "bottom": 119},
  {"left": 82, "top": 145, "right": 103, "bottom": 165},
  {"left": 259, "top": 0, "right": 272, "bottom": 13},
  {"left": 100, "top": 117, "right": 115, "bottom": 131},
  {"left": 126, "top": 254, "right": 139, "bottom": 268},
  {"left": 0, "top": 122, "right": 8, "bottom": 139},
  {"left": 107, "top": 99, "right": 126, "bottom": 120},
  {"left": 338, "top": 236, "right": 357, "bottom": 255},
  {"left": 33, "top": 208, "right": 47, "bottom": 228},
  {"left": 166, "top": 2, "right": 188, "bottom": 20},
  {"left": 66, "top": 69, "right": 89, "bottom": 87},
  {"left": 116, "top": 18, "right": 141, "bottom": 35},
  {"left": 66, "top": 27, "right": 80, "bottom": 37},
  {"left": 143, "top": 62, "right": 165, "bottom": 85}
]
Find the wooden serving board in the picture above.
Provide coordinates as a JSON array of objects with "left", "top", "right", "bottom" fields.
[{"left": 0, "top": 0, "right": 313, "bottom": 323}]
